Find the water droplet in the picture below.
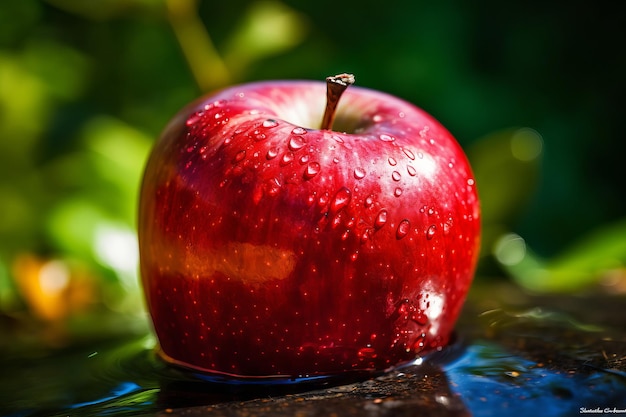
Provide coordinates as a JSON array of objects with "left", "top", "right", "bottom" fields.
[
  {"left": 333, "top": 157, "right": 340, "bottom": 164},
  {"left": 253, "top": 132, "right": 266, "bottom": 141},
  {"left": 234, "top": 150, "right": 246, "bottom": 162},
  {"left": 392, "top": 171, "right": 401, "bottom": 181},
  {"left": 267, "top": 178, "right": 281, "bottom": 196},
  {"left": 417, "top": 152, "right": 424, "bottom": 159},
  {"left": 427, "top": 208, "right": 435, "bottom": 216},
  {"left": 467, "top": 178, "right": 475, "bottom": 186},
  {"left": 223, "top": 136, "right": 233, "bottom": 146},
  {"left": 186, "top": 112, "right": 203, "bottom": 126},
  {"left": 398, "top": 111, "right": 406, "bottom": 118},
  {"left": 379, "top": 134, "right": 395, "bottom": 142},
  {"left": 396, "top": 219, "right": 410, "bottom": 239},
  {"left": 318, "top": 193, "right": 329, "bottom": 206},
  {"left": 394, "top": 187, "right": 403, "bottom": 197},
  {"left": 214, "top": 111, "right": 225, "bottom": 120},
  {"left": 291, "top": 127, "right": 307, "bottom": 135},
  {"left": 374, "top": 210, "right": 388, "bottom": 228},
  {"left": 407, "top": 165, "right": 417, "bottom": 176},
  {"left": 388, "top": 157, "right": 397, "bottom": 166},
  {"left": 364, "top": 195, "right": 374, "bottom": 207},
  {"left": 403, "top": 148, "right": 416, "bottom": 160},
  {"left": 357, "top": 347, "right": 378, "bottom": 359},
  {"left": 360, "top": 228, "right": 371, "bottom": 243},
  {"left": 372, "top": 114, "right": 383, "bottom": 123},
  {"left": 281, "top": 152, "right": 294, "bottom": 165},
  {"left": 288, "top": 136, "right": 306, "bottom": 151},
  {"left": 299, "top": 154, "right": 310, "bottom": 164},
  {"left": 332, "top": 135, "right": 344, "bottom": 144},
  {"left": 426, "top": 225, "right": 437, "bottom": 240},
  {"left": 341, "top": 230, "right": 350, "bottom": 241},
  {"left": 330, "top": 187, "right": 351, "bottom": 212},
  {"left": 354, "top": 167, "right": 366, "bottom": 179},
  {"left": 266, "top": 147, "right": 279, "bottom": 159},
  {"left": 304, "top": 162, "right": 321, "bottom": 179},
  {"left": 262, "top": 119, "right": 278, "bottom": 128}
]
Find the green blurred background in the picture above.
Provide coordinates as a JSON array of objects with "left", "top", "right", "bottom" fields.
[{"left": 1, "top": 0, "right": 625, "bottom": 350}]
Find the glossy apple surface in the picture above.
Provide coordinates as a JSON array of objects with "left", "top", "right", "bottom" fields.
[{"left": 138, "top": 79, "right": 480, "bottom": 380}]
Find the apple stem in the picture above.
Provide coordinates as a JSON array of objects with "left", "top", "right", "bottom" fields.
[{"left": 321, "top": 73, "right": 355, "bottom": 131}]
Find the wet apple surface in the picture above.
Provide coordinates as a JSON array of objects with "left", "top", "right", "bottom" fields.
[{"left": 138, "top": 77, "right": 480, "bottom": 379}]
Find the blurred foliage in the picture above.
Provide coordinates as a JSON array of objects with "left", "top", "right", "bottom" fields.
[{"left": 0, "top": 0, "right": 625, "bottom": 349}]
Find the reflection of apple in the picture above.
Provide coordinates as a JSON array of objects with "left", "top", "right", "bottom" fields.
[{"left": 138, "top": 74, "right": 480, "bottom": 380}]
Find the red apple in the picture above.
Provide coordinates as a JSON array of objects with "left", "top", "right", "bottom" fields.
[{"left": 138, "top": 74, "right": 480, "bottom": 381}]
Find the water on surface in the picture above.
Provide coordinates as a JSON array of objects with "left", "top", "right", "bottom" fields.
[{"left": 2, "top": 293, "right": 626, "bottom": 417}]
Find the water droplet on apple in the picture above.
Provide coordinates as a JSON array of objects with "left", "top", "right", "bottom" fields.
[
  {"left": 299, "top": 154, "right": 310, "bottom": 164},
  {"left": 372, "top": 114, "right": 383, "bottom": 123},
  {"left": 407, "top": 165, "right": 417, "bottom": 176},
  {"left": 417, "top": 152, "right": 424, "bottom": 159},
  {"left": 333, "top": 157, "right": 340, "bottom": 164},
  {"left": 291, "top": 127, "right": 307, "bottom": 135},
  {"left": 318, "top": 192, "right": 329, "bottom": 206},
  {"left": 427, "top": 207, "right": 435, "bottom": 216},
  {"left": 281, "top": 152, "right": 294, "bottom": 165},
  {"left": 357, "top": 347, "right": 378, "bottom": 359},
  {"left": 394, "top": 187, "right": 403, "bottom": 197},
  {"left": 403, "top": 148, "right": 416, "bottom": 160},
  {"left": 379, "top": 133, "right": 395, "bottom": 142},
  {"left": 354, "top": 167, "right": 366, "bottom": 179},
  {"left": 262, "top": 119, "right": 278, "bottom": 128},
  {"left": 304, "top": 162, "right": 321, "bottom": 179},
  {"left": 426, "top": 224, "right": 437, "bottom": 240},
  {"left": 388, "top": 157, "right": 397, "bottom": 166},
  {"left": 234, "top": 150, "right": 246, "bottom": 163},
  {"left": 332, "top": 135, "right": 344, "bottom": 144},
  {"left": 266, "top": 147, "right": 279, "bottom": 159},
  {"left": 289, "top": 136, "right": 306, "bottom": 151},
  {"left": 360, "top": 228, "right": 371, "bottom": 243},
  {"left": 254, "top": 133, "right": 267, "bottom": 141},
  {"left": 396, "top": 219, "right": 410, "bottom": 239},
  {"left": 186, "top": 111, "right": 203, "bottom": 126},
  {"left": 374, "top": 210, "right": 388, "bottom": 228},
  {"left": 467, "top": 178, "right": 475, "bottom": 186},
  {"left": 330, "top": 187, "right": 351, "bottom": 212},
  {"left": 267, "top": 178, "right": 281, "bottom": 196},
  {"left": 392, "top": 171, "right": 401, "bottom": 181}
]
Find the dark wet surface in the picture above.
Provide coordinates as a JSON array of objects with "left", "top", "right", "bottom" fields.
[{"left": 2, "top": 282, "right": 625, "bottom": 417}]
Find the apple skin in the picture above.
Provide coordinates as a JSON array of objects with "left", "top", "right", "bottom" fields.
[{"left": 138, "top": 80, "right": 480, "bottom": 380}]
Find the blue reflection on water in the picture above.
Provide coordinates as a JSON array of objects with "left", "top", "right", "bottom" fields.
[
  {"left": 445, "top": 341, "right": 626, "bottom": 417},
  {"left": 69, "top": 382, "right": 142, "bottom": 409}
]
